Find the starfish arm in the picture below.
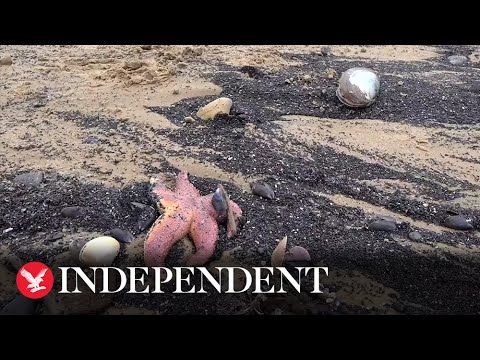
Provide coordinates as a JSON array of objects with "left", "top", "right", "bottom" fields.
[
  {"left": 144, "top": 209, "right": 193, "bottom": 268},
  {"left": 175, "top": 171, "right": 202, "bottom": 198},
  {"left": 185, "top": 212, "right": 219, "bottom": 266},
  {"left": 151, "top": 180, "right": 177, "bottom": 203},
  {"left": 227, "top": 200, "right": 243, "bottom": 218},
  {"left": 201, "top": 194, "right": 220, "bottom": 219}
]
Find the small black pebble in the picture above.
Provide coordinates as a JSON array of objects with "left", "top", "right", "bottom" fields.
[
  {"left": 368, "top": 220, "right": 397, "bottom": 232},
  {"left": 408, "top": 231, "right": 422, "bottom": 241},
  {"left": 444, "top": 215, "right": 474, "bottom": 230},
  {"left": 60, "top": 206, "right": 85, "bottom": 218},
  {"left": 109, "top": 228, "right": 135, "bottom": 244}
]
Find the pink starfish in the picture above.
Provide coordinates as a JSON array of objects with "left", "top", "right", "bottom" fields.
[{"left": 144, "top": 171, "right": 243, "bottom": 268}]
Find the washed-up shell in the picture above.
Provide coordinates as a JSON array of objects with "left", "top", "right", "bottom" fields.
[
  {"left": 285, "top": 246, "right": 311, "bottom": 262},
  {"left": 271, "top": 236, "right": 287, "bottom": 268},
  {"left": 250, "top": 182, "right": 275, "bottom": 200},
  {"left": 196, "top": 97, "right": 233, "bottom": 121},
  {"left": 79, "top": 236, "right": 120, "bottom": 266},
  {"left": 368, "top": 220, "right": 397, "bottom": 232},
  {"left": 444, "top": 215, "right": 474, "bottom": 230},
  {"left": 336, "top": 67, "right": 380, "bottom": 108},
  {"left": 137, "top": 206, "right": 157, "bottom": 232},
  {"left": 108, "top": 228, "right": 135, "bottom": 244},
  {"left": 212, "top": 188, "right": 228, "bottom": 216}
]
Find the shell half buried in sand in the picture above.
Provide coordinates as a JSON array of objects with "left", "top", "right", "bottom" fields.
[
  {"left": 79, "top": 236, "right": 120, "bottom": 266},
  {"left": 336, "top": 67, "right": 380, "bottom": 108}
]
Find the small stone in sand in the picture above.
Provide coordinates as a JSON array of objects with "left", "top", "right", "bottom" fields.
[
  {"left": 13, "top": 171, "right": 44, "bottom": 187},
  {"left": 184, "top": 116, "right": 195, "bottom": 124},
  {"left": 123, "top": 61, "right": 143, "bottom": 71},
  {"left": 0, "top": 55, "right": 13, "bottom": 66},
  {"left": 408, "top": 231, "right": 422, "bottom": 241},
  {"left": 368, "top": 220, "right": 397, "bottom": 232},
  {"left": 129, "top": 76, "right": 143, "bottom": 84},
  {"left": 140, "top": 45, "right": 152, "bottom": 50},
  {"left": 444, "top": 215, "right": 474, "bottom": 230},
  {"left": 320, "top": 47, "right": 331, "bottom": 56},
  {"left": 61, "top": 206, "right": 85, "bottom": 218},
  {"left": 172, "top": 88, "right": 180, "bottom": 95},
  {"left": 447, "top": 55, "right": 468, "bottom": 66},
  {"left": 326, "top": 68, "right": 337, "bottom": 79}
]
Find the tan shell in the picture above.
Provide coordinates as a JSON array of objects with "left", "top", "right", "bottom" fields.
[
  {"left": 271, "top": 236, "right": 287, "bottom": 268},
  {"left": 79, "top": 236, "right": 120, "bottom": 266},
  {"left": 196, "top": 97, "right": 233, "bottom": 120}
]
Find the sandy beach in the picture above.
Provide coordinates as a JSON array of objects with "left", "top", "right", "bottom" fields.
[{"left": 0, "top": 45, "right": 479, "bottom": 315}]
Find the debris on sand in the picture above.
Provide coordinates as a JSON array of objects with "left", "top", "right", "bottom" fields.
[
  {"left": 320, "top": 47, "right": 331, "bottom": 56},
  {"left": 250, "top": 182, "right": 275, "bottom": 200},
  {"left": 61, "top": 206, "right": 85, "bottom": 218},
  {"left": 447, "top": 55, "right": 468, "bottom": 66},
  {"left": 0, "top": 55, "right": 12, "bottom": 66},
  {"left": 122, "top": 61, "right": 144, "bottom": 71},
  {"left": 13, "top": 171, "right": 44, "bottom": 187},
  {"left": 79, "top": 236, "right": 120, "bottom": 266},
  {"left": 336, "top": 67, "right": 380, "bottom": 108},
  {"left": 108, "top": 228, "right": 135, "bottom": 244},
  {"left": 368, "top": 219, "right": 397, "bottom": 232},
  {"left": 285, "top": 246, "right": 311, "bottom": 262},
  {"left": 271, "top": 236, "right": 287, "bottom": 268},
  {"left": 196, "top": 97, "right": 233, "bottom": 120},
  {"left": 136, "top": 205, "right": 157, "bottom": 232},
  {"left": 325, "top": 68, "right": 338, "bottom": 80},
  {"left": 444, "top": 215, "right": 474, "bottom": 230},
  {"left": 408, "top": 231, "right": 422, "bottom": 241},
  {"left": 239, "top": 65, "right": 263, "bottom": 79},
  {"left": 212, "top": 187, "right": 228, "bottom": 221}
]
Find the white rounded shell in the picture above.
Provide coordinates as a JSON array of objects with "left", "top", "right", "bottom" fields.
[
  {"left": 79, "top": 236, "right": 120, "bottom": 266},
  {"left": 196, "top": 97, "right": 233, "bottom": 120},
  {"left": 336, "top": 67, "right": 380, "bottom": 108}
]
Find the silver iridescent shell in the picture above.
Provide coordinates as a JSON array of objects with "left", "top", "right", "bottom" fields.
[{"left": 336, "top": 67, "right": 380, "bottom": 108}]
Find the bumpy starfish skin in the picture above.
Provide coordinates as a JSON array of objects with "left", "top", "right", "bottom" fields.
[{"left": 144, "top": 171, "right": 242, "bottom": 268}]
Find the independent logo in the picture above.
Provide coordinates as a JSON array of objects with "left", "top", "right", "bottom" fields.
[{"left": 16, "top": 262, "right": 54, "bottom": 299}]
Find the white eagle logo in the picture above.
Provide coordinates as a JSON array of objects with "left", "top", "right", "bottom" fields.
[{"left": 20, "top": 267, "right": 48, "bottom": 293}]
